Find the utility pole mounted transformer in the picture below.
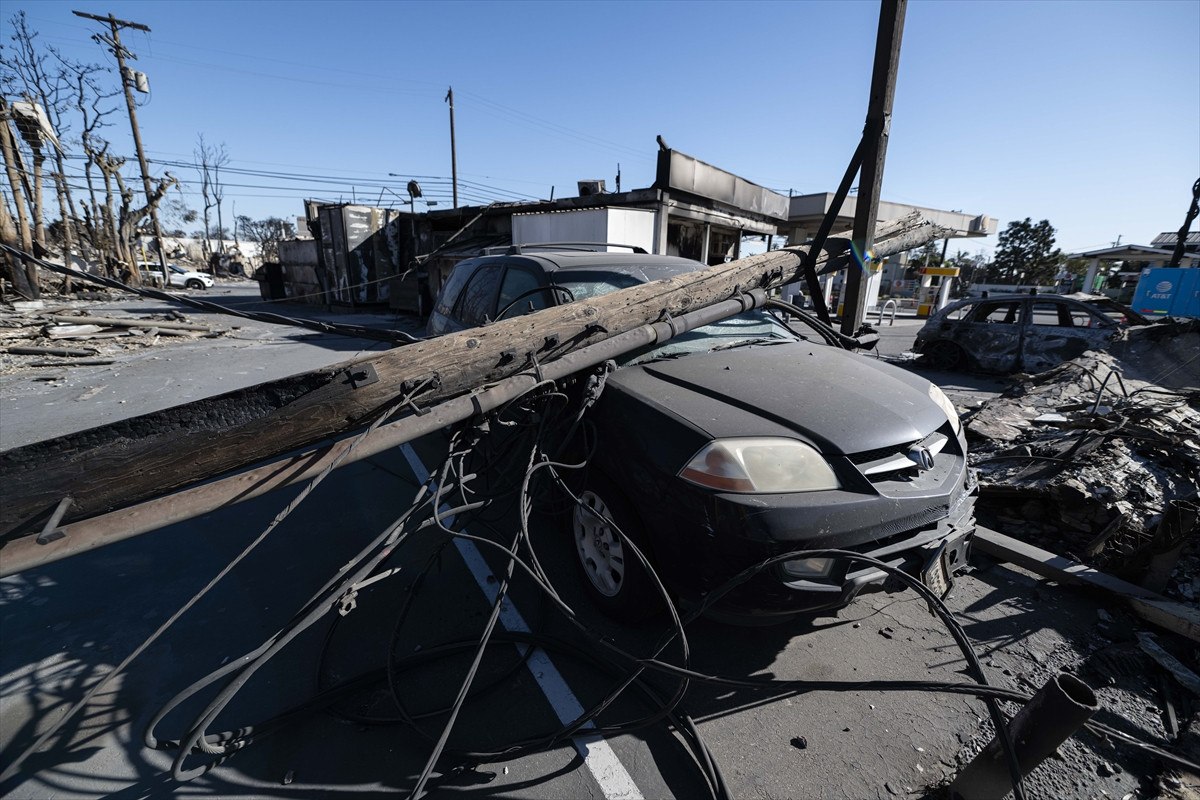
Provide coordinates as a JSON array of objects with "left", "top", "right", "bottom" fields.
[{"left": 72, "top": 10, "right": 168, "bottom": 286}]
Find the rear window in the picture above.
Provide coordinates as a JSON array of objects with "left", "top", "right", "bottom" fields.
[
  {"left": 553, "top": 271, "right": 643, "bottom": 302},
  {"left": 435, "top": 261, "right": 478, "bottom": 317},
  {"left": 454, "top": 265, "right": 503, "bottom": 326}
]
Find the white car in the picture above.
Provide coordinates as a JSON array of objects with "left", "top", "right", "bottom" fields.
[{"left": 138, "top": 263, "right": 214, "bottom": 290}]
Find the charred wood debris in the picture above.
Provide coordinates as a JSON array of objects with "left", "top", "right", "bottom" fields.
[
  {"left": 958, "top": 318, "right": 1200, "bottom": 797},
  {"left": 0, "top": 299, "right": 226, "bottom": 373}
]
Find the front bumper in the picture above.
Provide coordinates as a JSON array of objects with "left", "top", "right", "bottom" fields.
[
  {"left": 631, "top": 448, "right": 977, "bottom": 621},
  {"left": 705, "top": 488, "right": 975, "bottom": 622}
]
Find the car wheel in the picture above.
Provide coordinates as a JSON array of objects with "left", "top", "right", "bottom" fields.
[
  {"left": 924, "top": 340, "right": 964, "bottom": 370},
  {"left": 185, "top": 278, "right": 205, "bottom": 290},
  {"left": 571, "top": 475, "right": 657, "bottom": 621}
]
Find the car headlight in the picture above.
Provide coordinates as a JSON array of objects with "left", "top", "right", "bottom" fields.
[
  {"left": 679, "top": 438, "right": 840, "bottom": 493},
  {"left": 928, "top": 383, "right": 962, "bottom": 436}
]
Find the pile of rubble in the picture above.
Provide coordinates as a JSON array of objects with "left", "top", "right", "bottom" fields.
[
  {"left": 965, "top": 332, "right": 1200, "bottom": 601},
  {"left": 0, "top": 300, "right": 227, "bottom": 375}
]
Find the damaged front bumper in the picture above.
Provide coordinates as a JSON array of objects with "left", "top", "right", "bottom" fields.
[{"left": 704, "top": 487, "right": 976, "bottom": 622}]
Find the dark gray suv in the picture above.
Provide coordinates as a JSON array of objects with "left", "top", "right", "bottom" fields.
[{"left": 429, "top": 247, "right": 976, "bottom": 622}]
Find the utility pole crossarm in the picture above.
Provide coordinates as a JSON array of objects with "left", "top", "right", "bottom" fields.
[{"left": 72, "top": 10, "right": 151, "bottom": 32}]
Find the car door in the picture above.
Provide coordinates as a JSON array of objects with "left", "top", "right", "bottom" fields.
[
  {"left": 1021, "top": 300, "right": 1117, "bottom": 371},
  {"left": 951, "top": 299, "right": 1024, "bottom": 372}
]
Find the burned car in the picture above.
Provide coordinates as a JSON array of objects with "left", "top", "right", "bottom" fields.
[
  {"left": 429, "top": 246, "right": 975, "bottom": 621},
  {"left": 913, "top": 293, "right": 1150, "bottom": 373}
]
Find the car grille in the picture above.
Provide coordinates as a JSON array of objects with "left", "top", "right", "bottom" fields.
[{"left": 847, "top": 424, "right": 960, "bottom": 489}]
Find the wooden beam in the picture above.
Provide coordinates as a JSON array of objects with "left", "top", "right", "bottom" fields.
[
  {"left": 1, "top": 214, "right": 944, "bottom": 536},
  {"left": 974, "top": 527, "right": 1200, "bottom": 643}
]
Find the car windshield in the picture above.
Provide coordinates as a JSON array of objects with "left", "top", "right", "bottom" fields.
[
  {"left": 169, "top": 266, "right": 185, "bottom": 274},
  {"left": 551, "top": 269, "right": 803, "bottom": 365}
]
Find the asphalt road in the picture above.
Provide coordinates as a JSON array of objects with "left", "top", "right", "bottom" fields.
[{"left": 0, "top": 287, "right": 1156, "bottom": 799}]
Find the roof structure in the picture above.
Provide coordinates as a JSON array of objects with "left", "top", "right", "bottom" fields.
[{"left": 1068, "top": 244, "right": 1183, "bottom": 260}]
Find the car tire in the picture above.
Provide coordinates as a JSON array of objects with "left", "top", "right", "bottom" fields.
[
  {"left": 924, "top": 340, "right": 964, "bottom": 370},
  {"left": 571, "top": 473, "right": 659, "bottom": 622},
  {"left": 185, "top": 278, "right": 205, "bottom": 290}
]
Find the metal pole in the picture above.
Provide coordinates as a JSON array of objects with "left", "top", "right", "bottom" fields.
[
  {"left": 446, "top": 86, "right": 458, "bottom": 209},
  {"left": 73, "top": 11, "right": 168, "bottom": 287},
  {"left": 841, "top": 0, "right": 906, "bottom": 335},
  {"left": 950, "top": 673, "right": 1098, "bottom": 800}
]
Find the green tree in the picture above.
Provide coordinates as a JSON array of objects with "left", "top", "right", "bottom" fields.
[{"left": 987, "top": 218, "right": 1064, "bottom": 285}]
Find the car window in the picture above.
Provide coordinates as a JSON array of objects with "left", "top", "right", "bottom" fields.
[
  {"left": 945, "top": 305, "right": 971, "bottom": 321},
  {"left": 1084, "top": 300, "right": 1136, "bottom": 325},
  {"left": 169, "top": 265, "right": 185, "bottom": 274},
  {"left": 968, "top": 301, "right": 1021, "bottom": 324},
  {"left": 497, "top": 266, "right": 550, "bottom": 319},
  {"left": 1068, "top": 309, "right": 1096, "bottom": 328},
  {"left": 1029, "top": 302, "right": 1070, "bottom": 326},
  {"left": 453, "top": 264, "right": 503, "bottom": 325},
  {"left": 435, "top": 262, "right": 480, "bottom": 318},
  {"left": 624, "top": 311, "right": 800, "bottom": 365}
]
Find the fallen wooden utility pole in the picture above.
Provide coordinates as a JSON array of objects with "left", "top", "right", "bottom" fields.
[
  {"left": 974, "top": 527, "right": 1200, "bottom": 643},
  {"left": 1, "top": 213, "right": 944, "bottom": 538},
  {"left": 0, "top": 290, "right": 768, "bottom": 576}
]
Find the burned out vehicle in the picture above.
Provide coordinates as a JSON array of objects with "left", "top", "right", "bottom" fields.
[
  {"left": 429, "top": 246, "right": 975, "bottom": 622},
  {"left": 913, "top": 293, "right": 1150, "bottom": 373}
]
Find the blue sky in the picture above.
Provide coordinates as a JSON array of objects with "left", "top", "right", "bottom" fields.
[{"left": 3, "top": 0, "right": 1197, "bottom": 256}]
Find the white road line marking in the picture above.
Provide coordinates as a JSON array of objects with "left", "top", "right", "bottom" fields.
[{"left": 400, "top": 444, "right": 644, "bottom": 800}]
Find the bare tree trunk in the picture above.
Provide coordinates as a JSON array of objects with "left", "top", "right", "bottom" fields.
[
  {"left": 0, "top": 192, "right": 37, "bottom": 298},
  {"left": 30, "top": 146, "right": 46, "bottom": 252},
  {"left": 0, "top": 106, "right": 39, "bottom": 298},
  {"left": 52, "top": 161, "right": 75, "bottom": 293}
]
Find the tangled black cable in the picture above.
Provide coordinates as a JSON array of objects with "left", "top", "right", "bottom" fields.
[
  {"left": 0, "top": 243, "right": 421, "bottom": 345},
  {"left": 127, "top": 365, "right": 1199, "bottom": 799}
]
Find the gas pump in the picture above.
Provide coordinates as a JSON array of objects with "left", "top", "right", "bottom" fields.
[{"left": 917, "top": 266, "right": 960, "bottom": 317}]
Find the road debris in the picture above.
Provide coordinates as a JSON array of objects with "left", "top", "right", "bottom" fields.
[
  {"left": 966, "top": 341, "right": 1199, "bottom": 602},
  {"left": 1, "top": 298, "right": 227, "bottom": 377}
]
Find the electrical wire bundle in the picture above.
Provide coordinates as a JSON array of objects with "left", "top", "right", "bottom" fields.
[
  {"left": 123, "top": 364, "right": 1200, "bottom": 797},
  {"left": 8, "top": 360, "right": 1198, "bottom": 796}
]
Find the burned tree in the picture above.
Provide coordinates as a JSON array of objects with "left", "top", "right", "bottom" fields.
[
  {"left": 193, "top": 134, "right": 227, "bottom": 260},
  {"left": 235, "top": 215, "right": 294, "bottom": 262}
]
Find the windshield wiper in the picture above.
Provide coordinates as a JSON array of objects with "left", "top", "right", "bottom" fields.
[
  {"left": 710, "top": 337, "right": 789, "bottom": 352},
  {"left": 639, "top": 351, "right": 693, "bottom": 364}
]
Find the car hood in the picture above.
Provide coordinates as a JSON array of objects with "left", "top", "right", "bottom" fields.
[{"left": 609, "top": 342, "right": 948, "bottom": 455}]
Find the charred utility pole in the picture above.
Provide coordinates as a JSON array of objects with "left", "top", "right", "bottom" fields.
[
  {"left": 1168, "top": 178, "right": 1200, "bottom": 268},
  {"left": 841, "top": 0, "right": 906, "bottom": 336},
  {"left": 445, "top": 86, "right": 458, "bottom": 209},
  {"left": 0, "top": 99, "right": 38, "bottom": 298},
  {"left": 72, "top": 10, "right": 168, "bottom": 286}
]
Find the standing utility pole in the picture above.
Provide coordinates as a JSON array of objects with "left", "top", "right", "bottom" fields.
[
  {"left": 73, "top": 10, "right": 168, "bottom": 286},
  {"left": 841, "top": 0, "right": 906, "bottom": 335},
  {"left": 445, "top": 86, "right": 458, "bottom": 209}
]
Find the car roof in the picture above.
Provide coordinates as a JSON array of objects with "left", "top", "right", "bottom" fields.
[{"left": 462, "top": 250, "right": 708, "bottom": 280}]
